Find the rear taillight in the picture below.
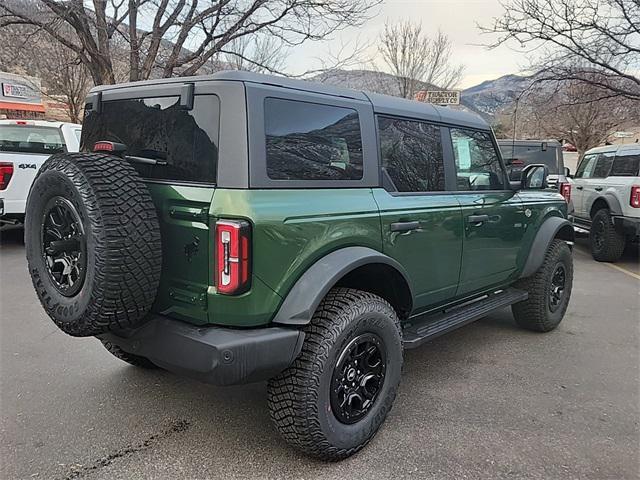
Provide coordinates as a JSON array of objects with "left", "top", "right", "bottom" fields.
[
  {"left": 631, "top": 185, "right": 640, "bottom": 208},
  {"left": 0, "top": 162, "right": 14, "bottom": 191},
  {"left": 215, "top": 219, "right": 251, "bottom": 295},
  {"left": 93, "top": 141, "right": 127, "bottom": 153},
  {"left": 560, "top": 182, "right": 571, "bottom": 203}
]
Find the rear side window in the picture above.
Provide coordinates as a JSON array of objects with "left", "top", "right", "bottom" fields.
[
  {"left": 264, "top": 98, "right": 363, "bottom": 181},
  {"left": 0, "top": 126, "right": 65, "bottom": 154},
  {"left": 81, "top": 95, "right": 219, "bottom": 183},
  {"left": 451, "top": 129, "right": 505, "bottom": 190},
  {"left": 610, "top": 155, "right": 640, "bottom": 176},
  {"left": 378, "top": 117, "right": 445, "bottom": 192}
]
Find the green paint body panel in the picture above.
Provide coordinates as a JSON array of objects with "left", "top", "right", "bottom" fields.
[
  {"left": 372, "top": 189, "right": 463, "bottom": 312},
  {"left": 144, "top": 181, "right": 567, "bottom": 328}
]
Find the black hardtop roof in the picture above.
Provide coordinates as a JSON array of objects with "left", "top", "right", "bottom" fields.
[{"left": 90, "top": 70, "right": 488, "bottom": 130}]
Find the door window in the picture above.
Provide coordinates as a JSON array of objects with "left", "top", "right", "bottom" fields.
[
  {"left": 264, "top": 98, "right": 363, "bottom": 181},
  {"left": 377, "top": 117, "right": 445, "bottom": 192},
  {"left": 574, "top": 154, "right": 598, "bottom": 178},
  {"left": 451, "top": 129, "right": 506, "bottom": 191}
]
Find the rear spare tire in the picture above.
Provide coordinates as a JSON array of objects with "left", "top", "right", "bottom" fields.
[{"left": 25, "top": 153, "right": 162, "bottom": 337}]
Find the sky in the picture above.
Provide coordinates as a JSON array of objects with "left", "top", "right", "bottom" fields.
[{"left": 286, "top": 0, "right": 529, "bottom": 89}]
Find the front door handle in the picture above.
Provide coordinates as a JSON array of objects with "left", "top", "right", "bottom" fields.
[
  {"left": 390, "top": 221, "right": 420, "bottom": 232},
  {"left": 467, "top": 214, "right": 490, "bottom": 224},
  {"left": 595, "top": 187, "right": 603, "bottom": 191},
  {"left": 576, "top": 186, "right": 583, "bottom": 190}
]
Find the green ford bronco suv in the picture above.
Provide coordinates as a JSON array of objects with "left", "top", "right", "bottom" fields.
[{"left": 25, "top": 72, "right": 574, "bottom": 460}]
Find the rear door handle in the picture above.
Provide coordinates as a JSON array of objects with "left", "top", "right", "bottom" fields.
[
  {"left": 467, "top": 214, "right": 490, "bottom": 223},
  {"left": 576, "top": 186, "right": 583, "bottom": 190},
  {"left": 390, "top": 221, "right": 420, "bottom": 232},
  {"left": 595, "top": 187, "right": 603, "bottom": 191}
]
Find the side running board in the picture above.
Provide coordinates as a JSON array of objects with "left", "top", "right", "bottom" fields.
[{"left": 402, "top": 288, "right": 528, "bottom": 349}]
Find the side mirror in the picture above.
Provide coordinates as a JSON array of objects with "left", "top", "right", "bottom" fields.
[
  {"left": 564, "top": 166, "right": 572, "bottom": 178},
  {"left": 521, "top": 164, "right": 549, "bottom": 190}
]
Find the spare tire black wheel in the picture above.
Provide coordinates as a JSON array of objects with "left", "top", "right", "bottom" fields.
[{"left": 25, "top": 153, "right": 162, "bottom": 337}]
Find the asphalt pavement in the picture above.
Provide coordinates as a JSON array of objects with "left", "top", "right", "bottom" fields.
[{"left": 1, "top": 227, "right": 638, "bottom": 480}]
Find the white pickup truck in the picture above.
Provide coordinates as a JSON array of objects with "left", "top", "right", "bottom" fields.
[{"left": 0, "top": 119, "right": 81, "bottom": 225}]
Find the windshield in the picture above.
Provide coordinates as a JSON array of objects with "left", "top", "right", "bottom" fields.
[
  {"left": 499, "top": 143, "right": 561, "bottom": 179},
  {"left": 0, "top": 125, "right": 65, "bottom": 155}
]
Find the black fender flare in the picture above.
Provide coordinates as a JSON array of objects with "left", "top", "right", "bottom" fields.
[
  {"left": 520, "top": 216, "right": 575, "bottom": 278},
  {"left": 272, "top": 246, "right": 412, "bottom": 326},
  {"left": 591, "top": 193, "right": 623, "bottom": 217}
]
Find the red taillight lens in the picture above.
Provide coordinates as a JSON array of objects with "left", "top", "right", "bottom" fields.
[
  {"left": 631, "top": 185, "right": 640, "bottom": 208},
  {"left": 93, "top": 141, "right": 126, "bottom": 153},
  {"left": 0, "top": 162, "right": 14, "bottom": 191},
  {"left": 560, "top": 182, "right": 571, "bottom": 203},
  {"left": 215, "top": 219, "right": 251, "bottom": 295}
]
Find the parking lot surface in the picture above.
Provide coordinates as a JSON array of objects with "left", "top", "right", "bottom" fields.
[{"left": 1, "top": 227, "right": 638, "bottom": 480}]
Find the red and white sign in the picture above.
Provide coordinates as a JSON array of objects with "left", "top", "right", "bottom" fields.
[{"left": 2, "top": 83, "right": 31, "bottom": 99}]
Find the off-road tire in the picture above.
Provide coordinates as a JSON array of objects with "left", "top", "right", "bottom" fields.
[
  {"left": 512, "top": 239, "right": 573, "bottom": 332},
  {"left": 25, "top": 153, "right": 162, "bottom": 337},
  {"left": 267, "top": 288, "right": 403, "bottom": 461},
  {"left": 100, "top": 340, "right": 158, "bottom": 369},
  {"left": 590, "top": 208, "right": 626, "bottom": 262}
]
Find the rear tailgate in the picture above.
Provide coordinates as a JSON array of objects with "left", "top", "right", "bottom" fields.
[
  {"left": 0, "top": 152, "right": 49, "bottom": 216},
  {"left": 146, "top": 183, "right": 215, "bottom": 324}
]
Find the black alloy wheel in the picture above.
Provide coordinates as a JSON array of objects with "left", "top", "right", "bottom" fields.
[
  {"left": 548, "top": 264, "right": 566, "bottom": 312},
  {"left": 592, "top": 216, "right": 606, "bottom": 251},
  {"left": 41, "top": 196, "right": 86, "bottom": 297},
  {"left": 330, "top": 333, "right": 387, "bottom": 424}
]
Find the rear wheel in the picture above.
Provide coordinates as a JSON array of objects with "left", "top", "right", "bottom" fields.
[
  {"left": 512, "top": 239, "right": 573, "bottom": 332},
  {"left": 267, "top": 288, "right": 403, "bottom": 461},
  {"left": 590, "top": 208, "right": 625, "bottom": 262}
]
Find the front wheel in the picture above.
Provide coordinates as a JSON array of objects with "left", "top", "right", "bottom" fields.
[
  {"left": 512, "top": 239, "right": 573, "bottom": 332},
  {"left": 267, "top": 288, "right": 403, "bottom": 461}
]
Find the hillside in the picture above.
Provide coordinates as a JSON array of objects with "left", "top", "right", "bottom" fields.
[{"left": 311, "top": 69, "right": 526, "bottom": 120}]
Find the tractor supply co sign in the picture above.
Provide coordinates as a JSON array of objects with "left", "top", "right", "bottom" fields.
[
  {"left": 2, "top": 82, "right": 31, "bottom": 99},
  {"left": 415, "top": 90, "right": 460, "bottom": 105}
]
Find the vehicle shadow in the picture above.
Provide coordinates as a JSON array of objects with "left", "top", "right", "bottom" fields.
[
  {"left": 38, "top": 308, "right": 530, "bottom": 478},
  {"left": 0, "top": 225, "right": 24, "bottom": 248}
]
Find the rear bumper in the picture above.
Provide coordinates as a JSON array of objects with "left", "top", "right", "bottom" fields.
[
  {"left": 614, "top": 216, "right": 640, "bottom": 237},
  {"left": 98, "top": 315, "right": 304, "bottom": 386}
]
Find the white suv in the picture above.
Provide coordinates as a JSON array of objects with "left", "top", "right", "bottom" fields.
[
  {"left": 569, "top": 143, "right": 640, "bottom": 261},
  {"left": 0, "top": 119, "right": 81, "bottom": 225}
]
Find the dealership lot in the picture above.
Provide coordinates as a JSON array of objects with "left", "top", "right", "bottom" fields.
[{"left": 1, "top": 227, "right": 638, "bottom": 480}]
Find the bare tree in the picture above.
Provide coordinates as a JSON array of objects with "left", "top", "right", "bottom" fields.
[
  {"left": 0, "top": 20, "right": 91, "bottom": 122},
  {"left": 483, "top": 0, "right": 640, "bottom": 101},
  {"left": 220, "top": 35, "right": 288, "bottom": 74},
  {"left": 512, "top": 73, "right": 634, "bottom": 157},
  {"left": 378, "top": 21, "right": 464, "bottom": 99},
  {"left": 0, "top": 0, "right": 381, "bottom": 86}
]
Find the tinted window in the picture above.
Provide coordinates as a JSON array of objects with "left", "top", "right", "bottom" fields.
[
  {"left": 611, "top": 155, "right": 640, "bottom": 176},
  {"left": 0, "top": 126, "right": 65, "bottom": 154},
  {"left": 592, "top": 154, "right": 614, "bottom": 178},
  {"left": 265, "top": 98, "right": 363, "bottom": 181},
  {"left": 451, "top": 129, "right": 505, "bottom": 190},
  {"left": 82, "top": 95, "right": 219, "bottom": 183},
  {"left": 378, "top": 117, "right": 444, "bottom": 192},
  {"left": 499, "top": 143, "right": 560, "bottom": 173}
]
